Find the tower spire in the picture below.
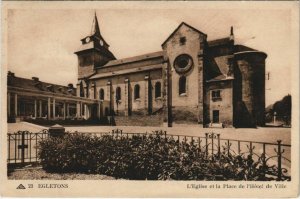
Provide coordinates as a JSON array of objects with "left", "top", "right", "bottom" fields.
[{"left": 91, "top": 12, "right": 100, "bottom": 37}]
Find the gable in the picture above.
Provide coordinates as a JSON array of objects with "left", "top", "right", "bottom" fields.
[{"left": 161, "top": 22, "right": 207, "bottom": 47}]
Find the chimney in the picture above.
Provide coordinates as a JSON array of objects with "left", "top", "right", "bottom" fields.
[
  {"left": 8, "top": 71, "right": 15, "bottom": 77},
  {"left": 229, "top": 26, "right": 234, "bottom": 41},
  {"left": 68, "top": 83, "right": 74, "bottom": 89},
  {"left": 32, "top": 77, "right": 39, "bottom": 82},
  {"left": 67, "top": 83, "right": 74, "bottom": 93}
]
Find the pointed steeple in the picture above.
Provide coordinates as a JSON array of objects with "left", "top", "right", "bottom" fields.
[
  {"left": 229, "top": 26, "right": 234, "bottom": 41},
  {"left": 91, "top": 12, "right": 101, "bottom": 37}
]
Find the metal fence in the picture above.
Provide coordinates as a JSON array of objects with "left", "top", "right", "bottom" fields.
[
  {"left": 7, "top": 129, "right": 48, "bottom": 164},
  {"left": 103, "top": 129, "right": 291, "bottom": 181},
  {"left": 7, "top": 128, "right": 291, "bottom": 180}
]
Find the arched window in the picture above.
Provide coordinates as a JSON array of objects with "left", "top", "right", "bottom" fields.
[
  {"left": 155, "top": 82, "right": 161, "bottom": 98},
  {"left": 134, "top": 84, "right": 140, "bottom": 100},
  {"left": 179, "top": 76, "right": 186, "bottom": 95},
  {"left": 99, "top": 88, "right": 104, "bottom": 100},
  {"left": 116, "top": 87, "right": 121, "bottom": 101}
]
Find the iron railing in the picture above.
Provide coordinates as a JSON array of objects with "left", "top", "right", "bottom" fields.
[
  {"left": 7, "top": 129, "right": 48, "bottom": 164},
  {"left": 7, "top": 128, "right": 291, "bottom": 180}
]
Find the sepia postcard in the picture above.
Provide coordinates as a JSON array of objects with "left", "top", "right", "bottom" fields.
[{"left": 0, "top": 1, "right": 299, "bottom": 198}]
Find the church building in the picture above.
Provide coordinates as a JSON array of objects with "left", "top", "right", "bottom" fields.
[
  {"left": 75, "top": 14, "right": 267, "bottom": 127},
  {"left": 7, "top": 14, "right": 267, "bottom": 128}
]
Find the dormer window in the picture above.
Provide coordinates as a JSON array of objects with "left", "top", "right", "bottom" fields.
[
  {"left": 67, "top": 89, "right": 73, "bottom": 93},
  {"left": 46, "top": 85, "right": 54, "bottom": 92},
  {"left": 180, "top": 37, "right": 186, "bottom": 45}
]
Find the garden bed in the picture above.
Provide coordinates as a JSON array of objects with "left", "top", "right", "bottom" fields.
[{"left": 37, "top": 131, "right": 289, "bottom": 181}]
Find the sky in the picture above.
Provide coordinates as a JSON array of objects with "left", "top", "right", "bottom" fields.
[{"left": 6, "top": 3, "right": 296, "bottom": 106}]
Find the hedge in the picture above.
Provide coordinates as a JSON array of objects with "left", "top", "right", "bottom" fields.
[{"left": 38, "top": 132, "right": 273, "bottom": 180}]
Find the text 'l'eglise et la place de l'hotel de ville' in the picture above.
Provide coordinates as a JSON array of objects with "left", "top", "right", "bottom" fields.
[{"left": 7, "top": 13, "right": 268, "bottom": 128}]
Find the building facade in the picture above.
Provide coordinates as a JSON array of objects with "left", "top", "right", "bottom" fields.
[
  {"left": 7, "top": 14, "right": 267, "bottom": 127},
  {"left": 7, "top": 72, "right": 99, "bottom": 122},
  {"left": 74, "top": 15, "right": 267, "bottom": 127}
]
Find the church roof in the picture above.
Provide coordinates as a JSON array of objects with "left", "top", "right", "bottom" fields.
[
  {"left": 7, "top": 72, "right": 76, "bottom": 96},
  {"left": 99, "top": 51, "right": 164, "bottom": 68},
  {"left": 234, "top": 45, "right": 257, "bottom": 52},
  {"left": 206, "top": 74, "right": 234, "bottom": 82},
  {"left": 90, "top": 64, "right": 162, "bottom": 80},
  {"left": 161, "top": 22, "right": 207, "bottom": 47},
  {"left": 208, "top": 37, "right": 232, "bottom": 47},
  {"left": 75, "top": 44, "right": 116, "bottom": 60}
]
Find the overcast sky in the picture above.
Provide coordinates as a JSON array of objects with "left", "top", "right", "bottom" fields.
[{"left": 6, "top": 3, "right": 296, "bottom": 106}]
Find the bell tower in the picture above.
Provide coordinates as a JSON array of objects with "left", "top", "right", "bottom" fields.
[{"left": 75, "top": 13, "right": 116, "bottom": 79}]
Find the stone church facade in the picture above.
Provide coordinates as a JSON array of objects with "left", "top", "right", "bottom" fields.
[
  {"left": 7, "top": 14, "right": 267, "bottom": 128},
  {"left": 75, "top": 14, "right": 267, "bottom": 127}
]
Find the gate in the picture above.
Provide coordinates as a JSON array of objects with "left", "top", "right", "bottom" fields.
[{"left": 7, "top": 130, "right": 49, "bottom": 165}]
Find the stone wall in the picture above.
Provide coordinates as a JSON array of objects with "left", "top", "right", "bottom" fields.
[
  {"left": 206, "top": 80, "right": 233, "bottom": 126},
  {"left": 89, "top": 69, "right": 163, "bottom": 116},
  {"left": 162, "top": 23, "right": 207, "bottom": 124},
  {"left": 233, "top": 52, "right": 267, "bottom": 127}
]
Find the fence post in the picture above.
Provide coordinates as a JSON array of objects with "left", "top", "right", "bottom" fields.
[
  {"left": 227, "top": 140, "right": 230, "bottom": 156},
  {"left": 211, "top": 133, "right": 214, "bottom": 161},
  {"left": 262, "top": 143, "right": 266, "bottom": 174},
  {"left": 21, "top": 131, "right": 25, "bottom": 164},
  {"left": 249, "top": 142, "right": 253, "bottom": 156},
  {"left": 217, "top": 134, "right": 220, "bottom": 158},
  {"left": 205, "top": 133, "right": 208, "bottom": 158},
  {"left": 277, "top": 140, "right": 282, "bottom": 181},
  {"left": 262, "top": 143, "right": 266, "bottom": 168},
  {"left": 49, "top": 124, "right": 65, "bottom": 138}
]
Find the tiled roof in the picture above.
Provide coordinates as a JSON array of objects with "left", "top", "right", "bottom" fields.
[
  {"left": 161, "top": 22, "right": 207, "bottom": 47},
  {"left": 234, "top": 45, "right": 257, "bottom": 52},
  {"left": 75, "top": 42, "right": 94, "bottom": 52},
  {"left": 90, "top": 64, "right": 162, "bottom": 80},
  {"left": 208, "top": 37, "right": 231, "bottom": 47},
  {"left": 100, "top": 51, "right": 164, "bottom": 68},
  {"left": 74, "top": 42, "right": 115, "bottom": 60},
  {"left": 7, "top": 73, "right": 76, "bottom": 96},
  {"left": 206, "top": 74, "right": 234, "bottom": 82}
]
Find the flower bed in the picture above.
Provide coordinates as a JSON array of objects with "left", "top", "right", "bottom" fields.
[{"left": 38, "top": 132, "right": 278, "bottom": 180}]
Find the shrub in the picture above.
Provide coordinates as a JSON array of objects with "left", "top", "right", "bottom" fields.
[{"left": 38, "top": 132, "right": 279, "bottom": 180}]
